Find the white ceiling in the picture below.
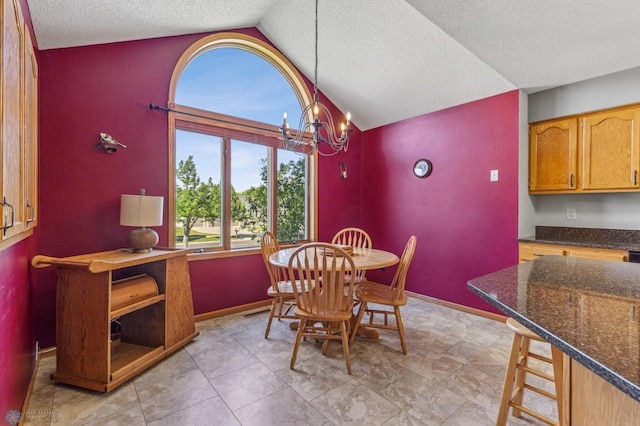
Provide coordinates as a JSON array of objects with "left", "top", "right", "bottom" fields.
[{"left": 26, "top": 0, "right": 640, "bottom": 131}]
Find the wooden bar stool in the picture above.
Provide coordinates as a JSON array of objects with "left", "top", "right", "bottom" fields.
[{"left": 497, "top": 318, "right": 559, "bottom": 426}]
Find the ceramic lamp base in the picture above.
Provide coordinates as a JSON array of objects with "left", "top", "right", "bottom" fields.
[{"left": 128, "top": 228, "right": 159, "bottom": 253}]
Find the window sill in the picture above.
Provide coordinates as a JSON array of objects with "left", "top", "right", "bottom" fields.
[{"left": 184, "top": 241, "right": 310, "bottom": 262}]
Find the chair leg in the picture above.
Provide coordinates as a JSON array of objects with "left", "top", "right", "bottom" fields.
[
  {"left": 340, "top": 320, "right": 351, "bottom": 375},
  {"left": 276, "top": 296, "right": 285, "bottom": 319},
  {"left": 290, "top": 319, "right": 306, "bottom": 370},
  {"left": 512, "top": 336, "right": 530, "bottom": 417},
  {"left": 265, "top": 298, "right": 278, "bottom": 338},
  {"left": 497, "top": 333, "right": 523, "bottom": 426},
  {"left": 350, "top": 301, "right": 367, "bottom": 345},
  {"left": 395, "top": 306, "right": 407, "bottom": 354}
]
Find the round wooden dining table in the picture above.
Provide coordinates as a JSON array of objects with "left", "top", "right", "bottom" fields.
[
  {"left": 268, "top": 244, "right": 399, "bottom": 339},
  {"left": 268, "top": 246, "right": 399, "bottom": 271}
]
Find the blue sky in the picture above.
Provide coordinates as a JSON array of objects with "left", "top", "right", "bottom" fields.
[{"left": 175, "top": 48, "right": 302, "bottom": 192}]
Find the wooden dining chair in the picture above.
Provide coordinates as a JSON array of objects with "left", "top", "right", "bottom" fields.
[
  {"left": 332, "top": 227, "right": 372, "bottom": 284},
  {"left": 288, "top": 243, "right": 357, "bottom": 374},
  {"left": 260, "top": 231, "right": 299, "bottom": 338},
  {"left": 350, "top": 235, "right": 417, "bottom": 354}
]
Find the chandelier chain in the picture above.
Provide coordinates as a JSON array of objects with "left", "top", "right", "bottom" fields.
[{"left": 280, "top": 0, "right": 352, "bottom": 156}]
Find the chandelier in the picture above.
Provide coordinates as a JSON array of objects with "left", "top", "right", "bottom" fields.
[{"left": 280, "top": 0, "right": 353, "bottom": 156}]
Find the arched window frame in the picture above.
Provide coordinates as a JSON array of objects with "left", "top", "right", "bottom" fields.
[{"left": 167, "top": 32, "right": 317, "bottom": 257}]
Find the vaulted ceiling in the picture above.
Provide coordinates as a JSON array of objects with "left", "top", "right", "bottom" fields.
[{"left": 26, "top": 0, "right": 640, "bottom": 131}]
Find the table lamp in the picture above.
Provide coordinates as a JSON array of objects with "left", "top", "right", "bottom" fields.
[{"left": 120, "top": 189, "right": 163, "bottom": 253}]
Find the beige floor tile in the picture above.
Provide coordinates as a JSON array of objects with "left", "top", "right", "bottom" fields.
[
  {"left": 27, "top": 296, "right": 559, "bottom": 425},
  {"left": 136, "top": 368, "right": 217, "bottom": 422},
  {"left": 234, "top": 387, "right": 330, "bottom": 426},
  {"left": 210, "top": 361, "right": 288, "bottom": 410},
  {"left": 146, "top": 396, "right": 240, "bottom": 426},
  {"left": 310, "top": 379, "right": 402, "bottom": 425}
]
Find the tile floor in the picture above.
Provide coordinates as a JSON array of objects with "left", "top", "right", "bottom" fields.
[{"left": 26, "top": 297, "right": 558, "bottom": 425}]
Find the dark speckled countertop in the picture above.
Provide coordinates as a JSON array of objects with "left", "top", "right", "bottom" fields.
[
  {"left": 467, "top": 255, "right": 640, "bottom": 401},
  {"left": 519, "top": 226, "right": 640, "bottom": 251}
]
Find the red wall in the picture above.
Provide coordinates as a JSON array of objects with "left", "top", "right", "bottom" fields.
[
  {"left": 36, "top": 28, "right": 362, "bottom": 347},
  {"left": 360, "top": 91, "right": 520, "bottom": 313},
  {"left": 0, "top": 239, "right": 36, "bottom": 418}
]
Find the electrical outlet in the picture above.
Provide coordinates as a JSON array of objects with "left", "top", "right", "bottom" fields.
[
  {"left": 490, "top": 169, "right": 499, "bottom": 182},
  {"left": 566, "top": 208, "right": 577, "bottom": 220}
]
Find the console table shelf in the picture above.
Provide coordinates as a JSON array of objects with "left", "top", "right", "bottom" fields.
[{"left": 32, "top": 248, "right": 199, "bottom": 392}]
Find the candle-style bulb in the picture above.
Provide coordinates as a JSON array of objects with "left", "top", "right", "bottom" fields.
[
  {"left": 346, "top": 112, "right": 351, "bottom": 124},
  {"left": 283, "top": 112, "right": 288, "bottom": 120}
]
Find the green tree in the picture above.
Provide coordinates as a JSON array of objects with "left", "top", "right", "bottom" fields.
[
  {"left": 277, "top": 158, "right": 306, "bottom": 241},
  {"left": 201, "top": 177, "right": 221, "bottom": 225},
  {"left": 176, "top": 156, "right": 202, "bottom": 246},
  {"left": 242, "top": 157, "right": 306, "bottom": 241}
]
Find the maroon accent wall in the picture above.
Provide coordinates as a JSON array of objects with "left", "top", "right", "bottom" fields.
[
  {"left": 36, "top": 28, "right": 362, "bottom": 347},
  {"left": 0, "top": 239, "right": 36, "bottom": 418},
  {"left": 360, "top": 91, "right": 520, "bottom": 313}
]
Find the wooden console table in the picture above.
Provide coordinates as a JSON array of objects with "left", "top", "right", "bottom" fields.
[{"left": 32, "top": 248, "right": 199, "bottom": 392}]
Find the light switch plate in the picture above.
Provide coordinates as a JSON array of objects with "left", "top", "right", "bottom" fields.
[{"left": 490, "top": 170, "right": 498, "bottom": 182}]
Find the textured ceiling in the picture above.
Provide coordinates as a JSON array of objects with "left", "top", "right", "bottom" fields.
[{"left": 26, "top": 0, "right": 640, "bottom": 131}]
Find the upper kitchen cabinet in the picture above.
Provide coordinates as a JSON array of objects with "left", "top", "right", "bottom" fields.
[
  {"left": 529, "top": 117, "right": 578, "bottom": 192},
  {"left": 529, "top": 104, "right": 640, "bottom": 194},
  {"left": 1, "top": 0, "right": 38, "bottom": 250},
  {"left": 582, "top": 106, "right": 640, "bottom": 191}
]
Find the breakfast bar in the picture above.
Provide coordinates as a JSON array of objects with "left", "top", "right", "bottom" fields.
[{"left": 468, "top": 255, "right": 640, "bottom": 425}]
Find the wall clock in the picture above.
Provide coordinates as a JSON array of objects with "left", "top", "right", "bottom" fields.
[{"left": 413, "top": 159, "right": 432, "bottom": 178}]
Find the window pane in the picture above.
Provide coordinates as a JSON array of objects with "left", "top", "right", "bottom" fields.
[
  {"left": 277, "top": 149, "right": 307, "bottom": 242},
  {"left": 175, "top": 48, "right": 302, "bottom": 127},
  {"left": 175, "top": 130, "right": 222, "bottom": 249},
  {"left": 231, "top": 139, "right": 267, "bottom": 248}
]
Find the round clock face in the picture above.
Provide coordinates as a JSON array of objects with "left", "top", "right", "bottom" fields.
[{"left": 413, "top": 159, "right": 432, "bottom": 178}]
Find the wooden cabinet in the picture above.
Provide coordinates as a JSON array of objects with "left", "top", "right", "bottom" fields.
[
  {"left": 519, "top": 242, "right": 628, "bottom": 263},
  {"left": 519, "top": 242, "right": 567, "bottom": 262},
  {"left": 582, "top": 107, "right": 640, "bottom": 190},
  {"left": 529, "top": 117, "right": 578, "bottom": 192},
  {"left": 1, "top": 0, "right": 38, "bottom": 248},
  {"left": 2, "top": 0, "right": 25, "bottom": 240},
  {"left": 31, "top": 248, "right": 199, "bottom": 392},
  {"left": 23, "top": 21, "right": 38, "bottom": 229},
  {"left": 529, "top": 104, "right": 640, "bottom": 194},
  {"left": 569, "top": 359, "right": 640, "bottom": 425},
  {"left": 580, "top": 294, "right": 640, "bottom": 378}
]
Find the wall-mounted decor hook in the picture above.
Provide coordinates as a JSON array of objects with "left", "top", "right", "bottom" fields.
[
  {"left": 339, "top": 161, "right": 347, "bottom": 179},
  {"left": 97, "top": 133, "right": 127, "bottom": 153}
]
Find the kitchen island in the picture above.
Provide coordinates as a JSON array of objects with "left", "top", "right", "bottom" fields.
[{"left": 468, "top": 255, "right": 640, "bottom": 425}]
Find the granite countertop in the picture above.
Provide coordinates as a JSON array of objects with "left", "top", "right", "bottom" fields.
[
  {"left": 467, "top": 255, "right": 640, "bottom": 401},
  {"left": 519, "top": 226, "right": 640, "bottom": 252}
]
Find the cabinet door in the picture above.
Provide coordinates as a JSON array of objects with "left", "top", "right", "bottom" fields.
[
  {"left": 580, "top": 294, "right": 639, "bottom": 379},
  {"left": 1, "top": 0, "right": 26, "bottom": 240},
  {"left": 567, "top": 247, "right": 628, "bottom": 262},
  {"left": 518, "top": 242, "right": 566, "bottom": 262},
  {"left": 527, "top": 282, "right": 579, "bottom": 344},
  {"left": 23, "top": 25, "right": 38, "bottom": 229},
  {"left": 582, "top": 107, "right": 640, "bottom": 190},
  {"left": 529, "top": 118, "right": 578, "bottom": 192}
]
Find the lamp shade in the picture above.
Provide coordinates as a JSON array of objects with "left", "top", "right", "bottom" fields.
[{"left": 120, "top": 194, "right": 164, "bottom": 227}]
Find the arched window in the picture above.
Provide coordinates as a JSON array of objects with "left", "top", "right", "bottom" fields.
[{"left": 168, "top": 33, "right": 315, "bottom": 254}]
